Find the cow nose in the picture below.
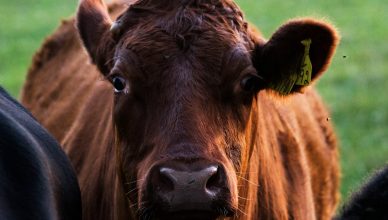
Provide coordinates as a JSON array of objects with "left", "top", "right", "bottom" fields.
[
  {"left": 148, "top": 162, "right": 230, "bottom": 213},
  {"left": 160, "top": 165, "right": 219, "bottom": 196}
]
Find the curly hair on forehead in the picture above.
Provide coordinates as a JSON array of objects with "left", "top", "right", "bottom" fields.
[{"left": 113, "top": 0, "right": 249, "bottom": 45}]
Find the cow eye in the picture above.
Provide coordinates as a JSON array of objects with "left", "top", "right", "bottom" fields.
[
  {"left": 240, "top": 74, "right": 263, "bottom": 93},
  {"left": 112, "top": 76, "right": 127, "bottom": 93}
]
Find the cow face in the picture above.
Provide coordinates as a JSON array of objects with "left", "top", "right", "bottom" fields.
[{"left": 77, "top": 0, "right": 338, "bottom": 219}]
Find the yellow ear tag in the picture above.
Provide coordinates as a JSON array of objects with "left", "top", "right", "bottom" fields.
[
  {"left": 295, "top": 39, "right": 312, "bottom": 85},
  {"left": 269, "top": 39, "right": 313, "bottom": 95},
  {"left": 270, "top": 73, "right": 298, "bottom": 95}
]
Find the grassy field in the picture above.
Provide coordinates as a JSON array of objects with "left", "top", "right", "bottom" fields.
[{"left": 0, "top": 0, "right": 387, "bottom": 204}]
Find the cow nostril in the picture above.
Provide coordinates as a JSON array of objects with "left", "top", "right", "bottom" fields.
[
  {"left": 205, "top": 166, "right": 222, "bottom": 194},
  {"left": 154, "top": 168, "right": 175, "bottom": 192}
]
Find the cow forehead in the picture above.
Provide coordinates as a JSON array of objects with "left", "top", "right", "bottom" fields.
[
  {"left": 114, "top": 0, "right": 254, "bottom": 85},
  {"left": 117, "top": 0, "right": 251, "bottom": 53},
  {"left": 128, "top": 0, "right": 246, "bottom": 25}
]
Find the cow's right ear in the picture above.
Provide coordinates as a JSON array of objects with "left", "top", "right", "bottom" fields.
[{"left": 77, "top": 0, "right": 114, "bottom": 74}]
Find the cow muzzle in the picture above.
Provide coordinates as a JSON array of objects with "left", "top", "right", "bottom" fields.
[{"left": 140, "top": 160, "right": 235, "bottom": 220}]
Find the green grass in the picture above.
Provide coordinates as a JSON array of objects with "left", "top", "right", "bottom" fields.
[
  {"left": 0, "top": 0, "right": 387, "bottom": 205},
  {"left": 0, "top": 0, "right": 77, "bottom": 95}
]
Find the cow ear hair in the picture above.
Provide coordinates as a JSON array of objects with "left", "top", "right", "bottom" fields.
[{"left": 252, "top": 18, "right": 339, "bottom": 95}]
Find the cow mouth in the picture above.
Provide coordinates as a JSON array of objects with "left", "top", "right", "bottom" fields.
[
  {"left": 156, "top": 210, "right": 218, "bottom": 220},
  {"left": 138, "top": 205, "right": 235, "bottom": 220}
]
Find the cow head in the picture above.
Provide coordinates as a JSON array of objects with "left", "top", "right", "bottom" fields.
[{"left": 77, "top": 0, "right": 338, "bottom": 219}]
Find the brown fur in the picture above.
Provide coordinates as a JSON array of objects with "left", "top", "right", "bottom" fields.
[{"left": 21, "top": 1, "right": 340, "bottom": 219}]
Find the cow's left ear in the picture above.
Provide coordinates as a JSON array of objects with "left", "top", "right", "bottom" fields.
[{"left": 252, "top": 18, "right": 339, "bottom": 95}]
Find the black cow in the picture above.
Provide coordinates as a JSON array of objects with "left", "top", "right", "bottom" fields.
[
  {"left": 336, "top": 165, "right": 388, "bottom": 220},
  {"left": 0, "top": 87, "right": 81, "bottom": 220}
]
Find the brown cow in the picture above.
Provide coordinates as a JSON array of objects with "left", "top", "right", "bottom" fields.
[{"left": 21, "top": 0, "right": 340, "bottom": 219}]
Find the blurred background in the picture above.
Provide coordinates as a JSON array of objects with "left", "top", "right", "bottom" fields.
[{"left": 0, "top": 0, "right": 387, "bottom": 203}]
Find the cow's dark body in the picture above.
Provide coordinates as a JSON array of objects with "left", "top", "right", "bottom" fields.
[
  {"left": 336, "top": 165, "right": 388, "bottom": 220},
  {"left": 0, "top": 87, "right": 81, "bottom": 220}
]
